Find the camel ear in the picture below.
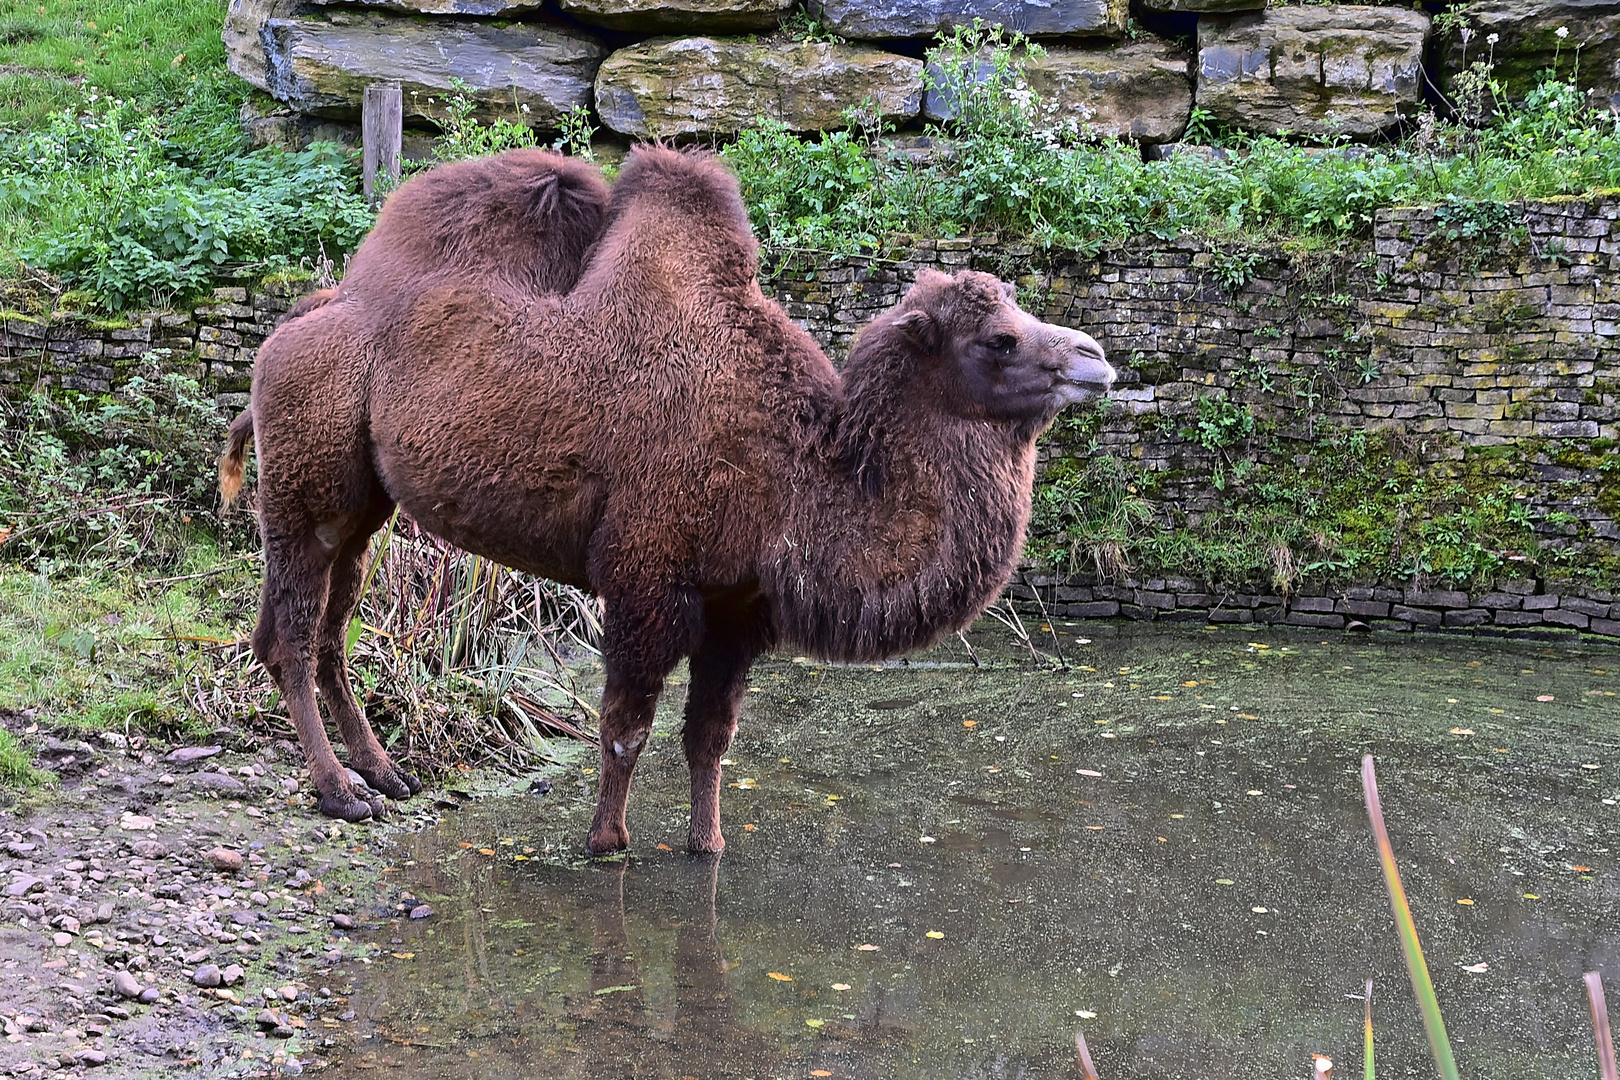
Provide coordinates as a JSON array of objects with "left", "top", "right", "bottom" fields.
[
  {"left": 892, "top": 309, "right": 939, "bottom": 352},
  {"left": 530, "top": 173, "right": 561, "bottom": 217}
]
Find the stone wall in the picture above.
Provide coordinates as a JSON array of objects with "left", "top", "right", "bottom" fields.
[
  {"left": 5, "top": 196, "right": 1617, "bottom": 637},
  {"left": 226, "top": 0, "right": 1620, "bottom": 152}
]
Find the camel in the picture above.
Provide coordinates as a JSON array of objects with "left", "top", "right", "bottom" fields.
[{"left": 222, "top": 146, "right": 1113, "bottom": 854}]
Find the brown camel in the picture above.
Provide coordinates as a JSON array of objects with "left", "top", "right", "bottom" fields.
[{"left": 222, "top": 146, "right": 1113, "bottom": 854}]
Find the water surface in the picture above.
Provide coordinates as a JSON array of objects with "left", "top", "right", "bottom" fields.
[{"left": 333, "top": 624, "right": 1620, "bottom": 1079}]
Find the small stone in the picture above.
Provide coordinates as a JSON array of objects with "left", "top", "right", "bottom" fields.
[
  {"left": 112, "top": 971, "right": 141, "bottom": 999},
  {"left": 94, "top": 903, "right": 114, "bottom": 923},
  {"left": 138, "top": 988, "right": 160, "bottom": 1004},
  {"left": 117, "top": 813, "right": 155, "bottom": 832},
  {"left": 408, "top": 904, "right": 434, "bottom": 920},
  {"left": 192, "top": 964, "right": 223, "bottom": 988},
  {"left": 165, "top": 746, "right": 224, "bottom": 765},
  {"left": 131, "top": 840, "right": 168, "bottom": 860},
  {"left": 5, "top": 842, "right": 37, "bottom": 856},
  {"left": 278, "top": 985, "right": 298, "bottom": 1002},
  {"left": 282, "top": 1060, "right": 304, "bottom": 1076},
  {"left": 250, "top": 891, "right": 269, "bottom": 906},
  {"left": 207, "top": 848, "right": 244, "bottom": 873},
  {"left": 221, "top": 964, "right": 245, "bottom": 986},
  {"left": 272, "top": 1025, "right": 297, "bottom": 1039},
  {"left": 75, "top": 1050, "right": 106, "bottom": 1067},
  {"left": 105, "top": 1006, "right": 130, "bottom": 1020},
  {"left": 7, "top": 875, "right": 44, "bottom": 898},
  {"left": 190, "top": 772, "right": 247, "bottom": 795},
  {"left": 330, "top": 914, "right": 355, "bottom": 930},
  {"left": 230, "top": 910, "right": 259, "bottom": 926},
  {"left": 51, "top": 933, "right": 72, "bottom": 948}
]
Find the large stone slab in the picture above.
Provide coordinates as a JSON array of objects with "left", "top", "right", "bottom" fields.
[
  {"left": 311, "top": 0, "right": 544, "bottom": 16},
  {"left": 808, "top": 0, "right": 1126, "bottom": 42},
  {"left": 923, "top": 42, "right": 1193, "bottom": 143},
  {"left": 559, "top": 0, "right": 793, "bottom": 33},
  {"left": 594, "top": 38, "right": 922, "bottom": 137},
  {"left": 1196, "top": 6, "right": 1430, "bottom": 139},
  {"left": 1142, "top": 0, "right": 1261, "bottom": 13},
  {"left": 224, "top": 0, "right": 307, "bottom": 91},
  {"left": 1434, "top": 0, "right": 1620, "bottom": 114},
  {"left": 261, "top": 15, "right": 606, "bottom": 129}
]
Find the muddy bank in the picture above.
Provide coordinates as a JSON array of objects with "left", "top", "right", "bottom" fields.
[{"left": 0, "top": 713, "right": 450, "bottom": 1079}]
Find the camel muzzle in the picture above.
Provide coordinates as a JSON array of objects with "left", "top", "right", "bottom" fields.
[{"left": 1055, "top": 330, "right": 1115, "bottom": 402}]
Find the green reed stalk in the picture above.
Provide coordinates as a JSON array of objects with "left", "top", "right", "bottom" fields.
[
  {"left": 1360, "top": 755, "right": 1460, "bottom": 1080},
  {"left": 1364, "top": 978, "right": 1375, "bottom": 1080}
]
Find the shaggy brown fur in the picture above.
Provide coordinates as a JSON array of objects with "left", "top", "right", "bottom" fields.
[
  {"left": 219, "top": 149, "right": 609, "bottom": 503},
  {"left": 229, "top": 146, "right": 1113, "bottom": 854}
]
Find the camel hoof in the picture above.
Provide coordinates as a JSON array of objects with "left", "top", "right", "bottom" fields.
[
  {"left": 318, "top": 790, "right": 375, "bottom": 823},
  {"left": 688, "top": 832, "right": 726, "bottom": 855},
  {"left": 354, "top": 762, "right": 420, "bottom": 801},
  {"left": 585, "top": 826, "right": 629, "bottom": 856}
]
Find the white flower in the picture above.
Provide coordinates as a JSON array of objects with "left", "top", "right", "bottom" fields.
[
  {"left": 520, "top": 103, "right": 530, "bottom": 113},
  {"left": 1556, "top": 25, "right": 1569, "bottom": 38},
  {"left": 1486, "top": 32, "right": 1498, "bottom": 44},
  {"left": 1460, "top": 26, "right": 1472, "bottom": 43}
]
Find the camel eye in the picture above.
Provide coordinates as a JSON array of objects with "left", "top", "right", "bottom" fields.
[{"left": 986, "top": 334, "right": 1017, "bottom": 354}]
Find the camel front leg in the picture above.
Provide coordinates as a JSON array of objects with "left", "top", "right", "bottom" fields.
[
  {"left": 682, "top": 598, "right": 771, "bottom": 853},
  {"left": 587, "top": 588, "right": 703, "bottom": 854}
]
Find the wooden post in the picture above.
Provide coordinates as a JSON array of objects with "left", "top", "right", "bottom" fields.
[{"left": 362, "top": 81, "right": 402, "bottom": 205}]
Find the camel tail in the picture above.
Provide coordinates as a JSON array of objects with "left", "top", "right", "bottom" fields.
[{"left": 219, "top": 409, "right": 254, "bottom": 510}]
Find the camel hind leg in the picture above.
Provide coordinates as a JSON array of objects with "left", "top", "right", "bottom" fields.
[
  {"left": 253, "top": 527, "right": 381, "bottom": 822},
  {"left": 314, "top": 506, "right": 424, "bottom": 802}
]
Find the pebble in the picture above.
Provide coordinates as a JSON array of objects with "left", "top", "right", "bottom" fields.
[
  {"left": 112, "top": 971, "right": 142, "bottom": 999},
  {"left": 330, "top": 913, "right": 355, "bottom": 930},
  {"left": 131, "top": 840, "right": 169, "bottom": 860},
  {"left": 51, "top": 933, "right": 72, "bottom": 948},
  {"left": 221, "top": 964, "right": 245, "bottom": 986},
  {"left": 207, "top": 847, "right": 244, "bottom": 873},
  {"left": 282, "top": 1060, "right": 304, "bottom": 1076},
  {"left": 165, "top": 745, "right": 223, "bottom": 765},
  {"left": 192, "top": 964, "right": 223, "bottom": 988},
  {"left": 75, "top": 1050, "right": 106, "bottom": 1067},
  {"left": 278, "top": 985, "right": 298, "bottom": 1002},
  {"left": 408, "top": 904, "right": 434, "bottom": 920},
  {"left": 117, "top": 813, "right": 155, "bottom": 832},
  {"left": 138, "top": 988, "right": 160, "bottom": 1004}
]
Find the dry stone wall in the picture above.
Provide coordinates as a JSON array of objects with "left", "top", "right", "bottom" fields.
[
  {"left": 225, "top": 0, "right": 1620, "bottom": 149},
  {"left": 5, "top": 197, "right": 1618, "bottom": 637}
]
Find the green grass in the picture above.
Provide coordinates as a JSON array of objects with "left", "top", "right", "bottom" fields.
[
  {"left": 0, "top": 0, "right": 230, "bottom": 131},
  {"left": 0, "top": 538, "right": 256, "bottom": 740}
]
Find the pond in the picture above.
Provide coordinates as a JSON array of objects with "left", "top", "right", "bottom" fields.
[{"left": 330, "top": 623, "right": 1620, "bottom": 1079}]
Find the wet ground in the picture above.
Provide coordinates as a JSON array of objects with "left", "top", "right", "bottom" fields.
[{"left": 331, "top": 624, "right": 1620, "bottom": 1080}]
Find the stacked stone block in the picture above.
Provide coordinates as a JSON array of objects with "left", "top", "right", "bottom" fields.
[{"left": 224, "top": 0, "right": 1620, "bottom": 150}]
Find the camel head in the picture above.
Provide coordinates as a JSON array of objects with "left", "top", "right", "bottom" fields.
[{"left": 887, "top": 269, "right": 1114, "bottom": 426}]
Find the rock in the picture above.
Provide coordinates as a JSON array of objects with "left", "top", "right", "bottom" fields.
[
  {"left": 230, "top": 910, "right": 260, "bottom": 926},
  {"left": 279, "top": 985, "right": 299, "bottom": 1002},
  {"left": 313, "top": 0, "right": 541, "bottom": 15},
  {"left": 226, "top": 0, "right": 306, "bottom": 91},
  {"left": 257, "top": 1008, "right": 287, "bottom": 1029},
  {"left": 1142, "top": 0, "right": 1259, "bottom": 12},
  {"left": 131, "top": 840, "right": 168, "bottom": 860},
  {"left": 138, "top": 988, "right": 160, "bottom": 1004},
  {"left": 595, "top": 38, "right": 923, "bottom": 137},
  {"left": 330, "top": 913, "right": 355, "bottom": 930},
  {"left": 112, "top": 971, "right": 142, "bottom": 999},
  {"left": 117, "top": 813, "right": 155, "bottom": 832},
  {"left": 165, "top": 745, "right": 225, "bottom": 765},
  {"left": 207, "top": 848, "right": 245, "bottom": 873},
  {"left": 559, "top": 0, "right": 792, "bottom": 32},
  {"left": 75, "top": 1050, "right": 106, "bottom": 1067},
  {"left": 192, "top": 964, "right": 223, "bottom": 988},
  {"left": 222, "top": 964, "right": 246, "bottom": 986},
  {"left": 1195, "top": 6, "right": 1430, "bottom": 139},
  {"left": 809, "top": 0, "right": 1125, "bottom": 40},
  {"left": 408, "top": 904, "right": 434, "bottom": 920},
  {"left": 262, "top": 14, "right": 607, "bottom": 131},
  {"left": 923, "top": 41, "right": 1193, "bottom": 143},
  {"left": 1433, "top": 0, "right": 1620, "bottom": 114},
  {"left": 7, "top": 875, "right": 44, "bottom": 898},
  {"left": 94, "top": 903, "right": 115, "bottom": 923},
  {"left": 51, "top": 932, "right": 72, "bottom": 947},
  {"left": 189, "top": 772, "right": 247, "bottom": 794},
  {"left": 5, "top": 842, "right": 37, "bottom": 857}
]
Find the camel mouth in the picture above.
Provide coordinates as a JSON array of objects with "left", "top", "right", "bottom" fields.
[{"left": 1055, "top": 332, "right": 1114, "bottom": 402}]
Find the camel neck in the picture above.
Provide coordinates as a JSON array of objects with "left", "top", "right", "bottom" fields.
[{"left": 762, "top": 393, "right": 1037, "bottom": 663}]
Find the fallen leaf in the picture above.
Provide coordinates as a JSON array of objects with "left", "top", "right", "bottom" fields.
[
  {"left": 391, "top": 952, "right": 415, "bottom": 960},
  {"left": 1456, "top": 898, "right": 1475, "bottom": 905},
  {"left": 1150, "top": 695, "right": 1172, "bottom": 701},
  {"left": 1460, "top": 962, "right": 1489, "bottom": 973},
  {"left": 743, "top": 824, "right": 758, "bottom": 832},
  {"left": 1076, "top": 769, "right": 1103, "bottom": 777},
  {"left": 1237, "top": 713, "right": 1258, "bottom": 720},
  {"left": 1537, "top": 695, "right": 1555, "bottom": 702},
  {"left": 925, "top": 931, "right": 944, "bottom": 939},
  {"left": 592, "top": 984, "right": 638, "bottom": 996},
  {"left": 811, "top": 1072, "right": 833, "bottom": 1077},
  {"left": 1573, "top": 865, "right": 1593, "bottom": 872},
  {"left": 768, "top": 972, "right": 793, "bottom": 982},
  {"left": 805, "top": 1019, "right": 825, "bottom": 1028},
  {"left": 1215, "top": 879, "right": 1235, "bottom": 885},
  {"left": 831, "top": 983, "right": 850, "bottom": 991},
  {"left": 962, "top": 720, "right": 976, "bottom": 728},
  {"left": 1523, "top": 893, "right": 1540, "bottom": 900},
  {"left": 478, "top": 848, "right": 495, "bottom": 856},
  {"left": 856, "top": 944, "right": 879, "bottom": 951},
  {"left": 656, "top": 843, "right": 672, "bottom": 851},
  {"left": 919, "top": 836, "right": 936, "bottom": 844},
  {"left": 1183, "top": 681, "right": 1199, "bottom": 687},
  {"left": 1450, "top": 728, "right": 1475, "bottom": 736}
]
